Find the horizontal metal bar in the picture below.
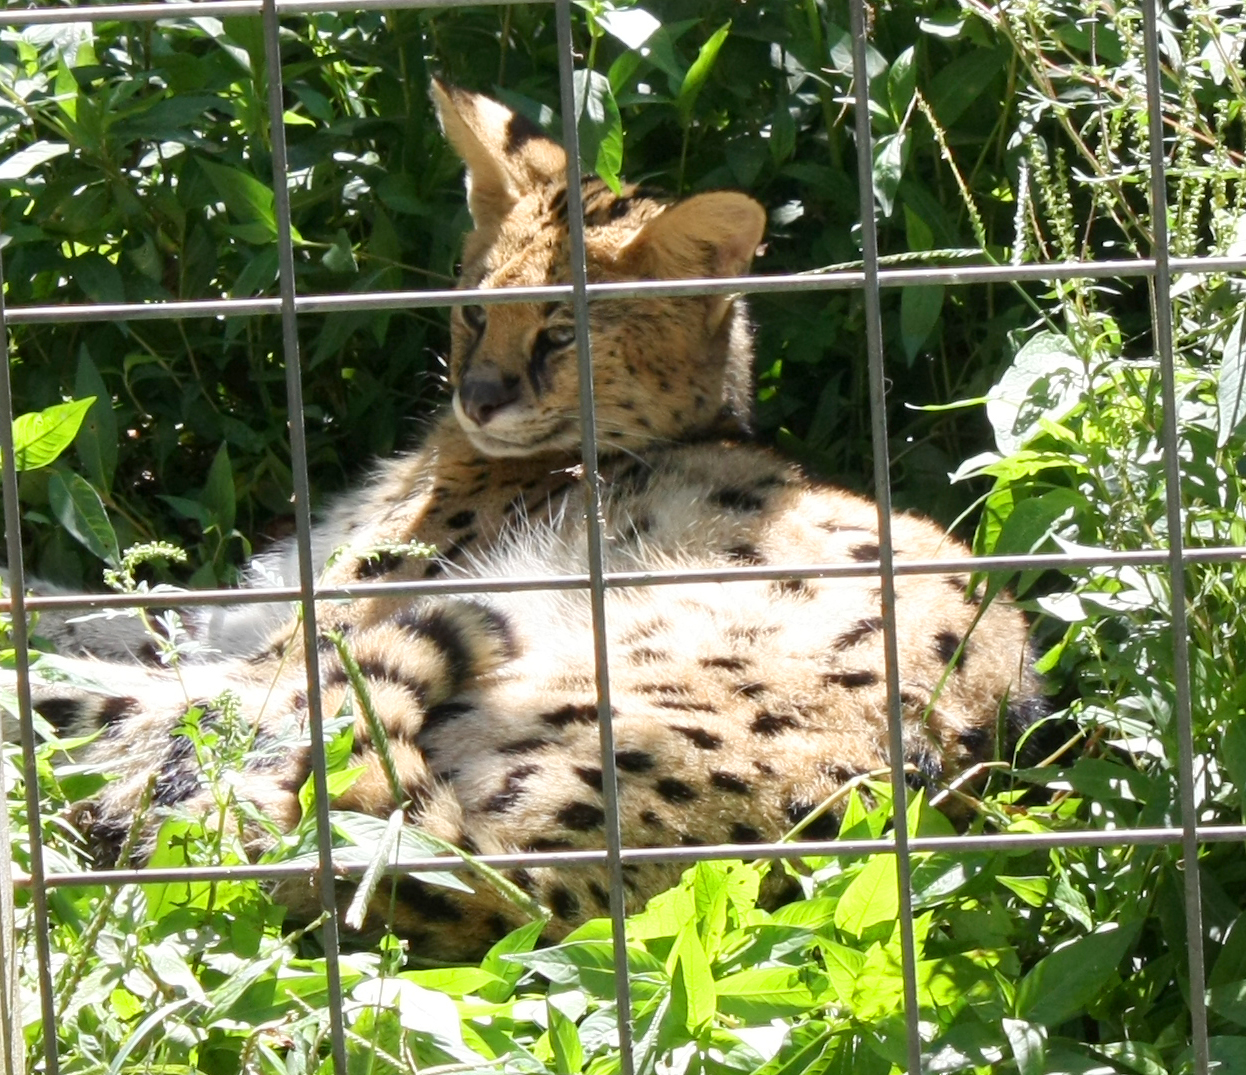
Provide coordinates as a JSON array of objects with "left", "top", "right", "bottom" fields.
[
  {"left": 7, "top": 255, "right": 1246, "bottom": 327},
  {"left": 16, "top": 823, "right": 1246, "bottom": 890},
  {"left": 7, "top": 544, "right": 1243, "bottom": 616},
  {"left": 0, "top": 0, "right": 546, "bottom": 27}
]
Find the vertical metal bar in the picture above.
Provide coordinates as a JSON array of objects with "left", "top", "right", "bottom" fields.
[
  {"left": 848, "top": 1, "right": 922, "bottom": 1072},
  {"left": 1141, "top": 2, "right": 1208, "bottom": 1070},
  {"left": 259, "top": 5, "right": 348, "bottom": 1073},
  {"left": 552, "top": 4, "right": 636, "bottom": 1071},
  {"left": 0, "top": 258, "right": 58, "bottom": 1075},
  {"left": 0, "top": 745, "right": 19, "bottom": 1075}
]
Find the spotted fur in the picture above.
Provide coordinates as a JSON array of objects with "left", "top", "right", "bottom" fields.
[{"left": 20, "top": 83, "right": 1041, "bottom": 962}]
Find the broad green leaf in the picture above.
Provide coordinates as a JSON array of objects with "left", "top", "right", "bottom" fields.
[
  {"left": 548, "top": 997, "right": 584, "bottom": 1074},
  {"left": 511, "top": 941, "right": 665, "bottom": 1000},
  {"left": 872, "top": 131, "right": 906, "bottom": 217},
  {"left": 887, "top": 46, "right": 916, "bottom": 125},
  {"left": 0, "top": 140, "right": 70, "bottom": 182},
  {"left": 667, "top": 919, "right": 715, "bottom": 1033},
  {"left": 927, "top": 47, "right": 1009, "bottom": 128},
  {"left": 1217, "top": 311, "right": 1246, "bottom": 447},
  {"left": 12, "top": 398, "right": 96, "bottom": 471},
  {"left": 900, "top": 284, "right": 943, "bottom": 363},
  {"left": 1015, "top": 921, "right": 1140, "bottom": 1026},
  {"left": 201, "top": 441, "right": 236, "bottom": 535},
  {"left": 74, "top": 347, "right": 117, "bottom": 491},
  {"left": 819, "top": 941, "right": 866, "bottom": 1005},
  {"left": 404, "top": 966, "right": 505, "bottom": 997},
  {"left": 595, "top": 6, "right": 660, "bottom": 50},
  {"left": 833, "top": 854, "right": 899, "bottom": 940},
  {"left": 199, "top": 159, "right": 277, "bottom": 238},
  {"left": 716, "top": 967, "right": 824, "bottom": 1020},
  {"left": 47, "top": 470, "right": 120, "bottom": 567},
  {"left": 997, "top": 876, "right": 1048, "bottom": 907},
  {"left": 322, "top": 227, "right": 357, "bottom": 274},
  {"left": 72, "top": 252, "right": 125, "bottom": 304},
  {"left": 573, "top": 69, "right": 624, "bottom": 194},
  {"left": 480, "top": 918, "right": 547, "bottom": 1002},
  {"left": 676, "top": 22, "right": 730, "bottom": 128},
  {"left": 1001, "top": 1018, "right": 1046, "bottom": 1075},
  {"left": 987, "top": 331, "right": 1088, "bottom": 454}
]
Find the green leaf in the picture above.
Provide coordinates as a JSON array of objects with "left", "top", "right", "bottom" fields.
[
  {"left": 1001, "top": 1018, "right": 1046, "bottom": 1075},
  {"left": 548, "top": 996, "right": 584, "bottom": 1074},
  {"left": 573, "top": 69, "right": 624, "bottom": 194},
  {"left": 872, "top": 131, "right": 907, "bottom": 217},
  {"left": 12, "top": 398, "right": 96, "bottom": 471},
  {"left": 751, "top": 1022, "right": 835, "bottom": 1075},
  {"left": 834, "top": 854, "right": 899, "bottom": 941},
  {"left": 1015, "top": 921, "right": 1141, "bottom": 1026},
  {"left": 997, "top": 876, "right": 1048, "bottom": 908},
  {"left": 0, "top": 140, "right": 70, "bottom": 182},
  {"left": 47, "top": 470, "right": 120, "bottom": 567},
  {"left": 988, "top": 331, "right": 1088, "bottom": 454},
  {"left": 676, "top": 22, "right": 730, "bottom": 128},
  {"left": 480, "top": 918, "right": 546, "bottom": 1002},
  {"left": 404, "top": 966, "right": 505, "bottom": 997},
  {"left": 322, "top": 228, "right": 358, "bottom": 274},
  {"left": 201, "top": 441, "right": 236, "bottom": 535},
  {"left": 716, "top": 967, "right": 824, "bottom": 1020},
  {"left": 1217, "top": 311, "right": 1246, "bottom": 447},
  {"left": 667, "top": 919, "right": 716, "bottom": 1034},
  {"left": 900, "top": 284, "right": 943, "bottom": 363},
  {"left": 927, "top": 47, "right": 1009, "bottom": 128},
  {"left": 71, "top": 252, "right": 125, "bottom": 304},
  {"left": 199, "top": 159, "right": 277, "bottom": 239},
  {"left": 887, "top": 46, "right": 916, "bottom": 125},
  {"left": 73, "top": 347, "right": 117, "bottom": 491}
]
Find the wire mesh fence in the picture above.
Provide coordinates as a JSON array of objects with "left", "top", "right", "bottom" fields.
[{"left": 0, "top": 1, "right": 1237, "bottom": 1072}]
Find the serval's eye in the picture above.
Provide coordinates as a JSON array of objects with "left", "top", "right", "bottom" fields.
[
  {"left": 536, "top": 324, "right": 577, "bottom": 353},
  {"left": 461, "top": 304, "right": 487, "bottom": 331}
]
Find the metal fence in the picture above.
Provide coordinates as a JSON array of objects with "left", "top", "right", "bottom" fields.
[{"left": 0, "top": 1, "right": 1237, "bottom": 1073}]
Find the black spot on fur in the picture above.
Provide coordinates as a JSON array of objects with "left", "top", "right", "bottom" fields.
[
  {"left": 934, "top": 630, "right": 966, "bottom": 670},
  {"left": 484, "top": 764, "right": 540, "bottom": 813},
  {"left": 655, "top": 778, "right": 698, "bottom": 803},
  {"left": 620, "top": 618, "right": 667, "bottom": 644},
  {"left": 588, "top": 880, "right": 611, "bottom": 910},
  {"left": 832, "top": 617, "right": 884, "bottom": 650},
  {"left": 445, "top": 509, "right": 476, "bottom": 529},
  {"left": 487, "top": 914, "right": 514, "bottom": 942},
  {"left": 736, "top": 681, "right": 767, "bottom": 698},
  {"left": 455, "top": 830, "right": 480, "bottom": 855},
  {"left": 549, "top": 885, "right": 580, "bottom": 921},
  {"left": 498, "top": 737, "right": 551, "bottom": 755},
  {"left": 786, "top": 802, "right": 840, "bottom": 840},
  {"left": 725, "top": 544, "right": 765, "bottom": 565},
  {"left": 615, "top": 750, "right": 655, "bottom": 772},
  {"left": 99, "top": 695, "right": 139, "bottom": 726},
  {"left": 823, "top": 669, "right": 879, "bottom": 688},
  {"left": 528, "top": 837, "right": 575, "bottom": 852},
  {"left": 393, "top": 605, "right": 473, "bottom": 683},
  {"left": 423, "top": 701, "right": 474, "bottom": 729},
  {"left": 905, "top": 748, "right": 943, "bottom": 790},
  {"left": 729, "top": 823, "right": 764, "bottom": 844},
  {"left": 711, "top": 487, "right": 765, "bottom": 513},
  {"left": 754, "top": 760, "right": 775, "bottom": 775},
  {"left": 771, "top": 578, "right": 811, "bottom": 599},
  {"left": 541, "top": 703, "right": 598, "bottom": 727},
  {"left": 678, "top": 833, "right": 706, "bottom": 846},
  {"left": 153, "top": 767, "right": 199, "bottom": 807},
  {"left": 627, "top": 647, "right": 664, "bottom": 664},
  {"left": 510, "top": 868, "right": 538, "bottom": 895},
  {"left": 673, "top": 725, "right": 723, "bottom": 750},
  {"left": 710, "top": 771, "right": 751, "bottom": 795},
  {"left": 442, "top": 534, "right": 476, "bottom": 563},
  {"left": 751, "top": 711, "right": 799, "bottom": 736},
  {"left": 557, "top": 801, "right": 605, "bottom": 831},
  {"left": 394, "top": 878, "right": 464, "bottom": 922},
  {"left": 356, "top": 550, "right": 403, "bottom": 579},
  {"left": 615, "top": 461, "right": 653, "bottom": 493},
  {"left": 327, "top": 657, "right": 431, "bottom": 706},
  {"left": 575, "top": 766, "right": 604, "bottom": 791},
  {"left": 849, "top": 543, "right": 881, "bottom": 562},
  {"left": 640, "top": 809, "right": 663, "bottom": 827},
  {"left": 957, "top": 726, "right": 991, "bottom": 755},
  {"left": 654, "top": 699, "right": 717, "bottom": 712},
  {"left": 700, "top": 656, "right": 748, "bottom": 672}
]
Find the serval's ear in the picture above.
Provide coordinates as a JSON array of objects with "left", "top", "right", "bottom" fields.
[
  {"left": 620, "top": 192, "right": 766, "bottom": 281},
  {"left": 431, "top": 80, "right": 566, "bottom": 230}
]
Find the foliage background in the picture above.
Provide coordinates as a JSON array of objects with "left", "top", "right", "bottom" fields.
[{"left": 4, "top": 0, "right": 1246, "bottom": 1073}]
